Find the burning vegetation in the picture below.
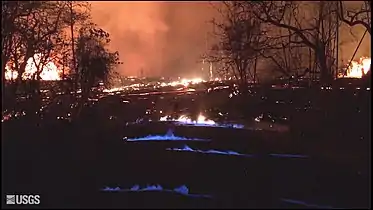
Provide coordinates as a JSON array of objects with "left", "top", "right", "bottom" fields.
[
  {"left": 5, "top": 53, "right": 63, "bottom": 81},
  {"left": 339, "top": 57, "right": 371, "bottom": 78}
]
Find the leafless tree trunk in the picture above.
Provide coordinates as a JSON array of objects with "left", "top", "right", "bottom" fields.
[
  {"left": 69, "top": 1, "right": 78, "bottom": 92},
  {"left": 207, "top": 2, "right": 268, "bottom": 92},
  {"left": 251, "top": 1, "right": 339, "bottom": 84}
]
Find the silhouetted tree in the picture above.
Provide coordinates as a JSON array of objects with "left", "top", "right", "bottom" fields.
[
  {"left": 338, "top": 1, "right": 371, "bottom": 35},
  {"left": 2, "top": 1, "right": 69, "bottom": 111},
  {"left": 1, "top": 1, "right": 90, "bottom": 81},
  {"left": 1, "top": 1, "right": 43, "bottom": 89},
  {"left": 250, "top": 1, "right": 340, "bottom": 84},
  {"left": 74, "top": 24, "right": 120, "bottom": 118},
  {"left": 258, "top": 26, "right": 311, "bottom": 81},
  {"left": 208, "top": 2, "right": 268, "bottom": 92},
  {"left": 2, "top": 1, "right": 91, "bottom": 114},
  {"left": 257, "top": 9, "right": 312, "bottom": 82},
  {"left": 61, "top": 1, "right": 91, "bottom": 91},
  {"left": 11, "top": 2, "right": 65, "bottom": 84}
]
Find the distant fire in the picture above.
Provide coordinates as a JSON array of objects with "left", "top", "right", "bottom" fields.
[
  {"left": 103, "top": 77, "right": 205, "bottom": 93},
  {"left": 167, "top": 78, "right": 205, "bottom": 87},
  {"left": 5, "top": 53, "right": 62, "bottom": 81},
  {"left": 4, "top": 69, "right": 19, "bottom": 81},
  {"left": 159, "top": 114, "right": 245, "bottom": 129},
  {"left": 340, "top": 57, "right": 371, "bottom": 78},
  {"left": 160, "top": 114, "right": 216, "bottom": 125}
]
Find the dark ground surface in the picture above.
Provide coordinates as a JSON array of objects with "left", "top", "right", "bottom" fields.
[{"left": 1, "top": 84, "right": 371, "bottom": 209}]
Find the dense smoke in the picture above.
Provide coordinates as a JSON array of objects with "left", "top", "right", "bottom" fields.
[
  {"left": 90, "top": 1, "right": 370, "bottom": 78},
  {"left": 90, "top": 1, "right": 218, "bottom": 78}
]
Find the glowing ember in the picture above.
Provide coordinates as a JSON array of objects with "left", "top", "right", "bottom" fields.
[
  {"left": 341, "top": 57, "right": 371, "bottom": 78},
  {"left": 2, "top": 110, "right": 27, "bottom": 122},
  {"left": 5, "top": 53, "right": 62, "bottom": 81}
]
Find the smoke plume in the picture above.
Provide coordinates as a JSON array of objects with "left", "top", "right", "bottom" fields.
[
  {"left": 90, "top": 1, "right": 218, "bottom": 78},
  {"left": 90, "top": 1, "right": 370, "bottom": 78}
]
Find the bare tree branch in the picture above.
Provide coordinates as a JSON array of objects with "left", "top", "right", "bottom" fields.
[
  {"left": 251, "top": 1, "right": 339, "bottom": 84},
  {"left": 338, "top": 1, "right": 371, "bottom": 34}
]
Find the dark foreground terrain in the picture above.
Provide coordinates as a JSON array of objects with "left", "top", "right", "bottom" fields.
[{"left": 2, "top": 85, "right": 371, "bottom": 209}]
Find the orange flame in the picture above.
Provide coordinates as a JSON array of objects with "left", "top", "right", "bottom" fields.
[
  {"left": 340, "top": 57, "right": 371, "bottom": 78},
  {"left": 5, "top": 53, "right": 62, "bottom": 81}
]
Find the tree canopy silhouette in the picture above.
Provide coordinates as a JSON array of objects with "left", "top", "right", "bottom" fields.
[{"left": 74, "top": 23, "right": 120, "bottom": 118}]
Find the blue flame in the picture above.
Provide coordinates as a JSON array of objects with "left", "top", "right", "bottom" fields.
[
  {"left": 130, "top": 185, "right": 140, "bottom": 191},
  {"left": 173, "top": 185, "right": 189, "bottom": 195},
  {"left": 103, "top": 186, "right": 121, "bottom": 191},
  {"left": 102, "top": 185, "right": 211, "bottom": 198},
  {"left": 280, "top": 198, "right": 336, "bottom": 209},
  {"left": 125, "top": 129, "right": 211, "bottom": 142},
  {"left": 142, "top": 184, "right": 163, "bottom": 191},
  {"left": 167, "top": 145, "right": 309, "bottom": 158},
  {"left": 166, "top": 145, "right": 254, "bottom": 157}
]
